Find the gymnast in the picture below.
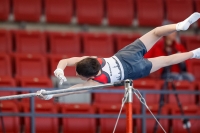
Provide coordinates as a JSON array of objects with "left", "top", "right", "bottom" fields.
[{"left": 37, "top": 12, "right": 200, "bottom": 100}]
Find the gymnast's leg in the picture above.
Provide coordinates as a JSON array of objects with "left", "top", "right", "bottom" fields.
[
  {"left": 139, "top": 12, "right": 200, "bottom": 51},
  {"left": 148, "top": 48, "right": 200, "bottom": 73}
]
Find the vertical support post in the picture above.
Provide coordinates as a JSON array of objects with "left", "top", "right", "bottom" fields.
[
  {"left": 141, "top": 93, "right": 146, "bottom": 133},
  {"left": 30, "top": 90, "right": 35, "bottom": 133},
  {"left": 125, "top": 79, "right": 133, "bottom": 133}
]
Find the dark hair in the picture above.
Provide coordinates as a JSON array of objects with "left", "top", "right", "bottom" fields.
[{"left": 76, "top": 58, "right": 101, "bottom": 78}]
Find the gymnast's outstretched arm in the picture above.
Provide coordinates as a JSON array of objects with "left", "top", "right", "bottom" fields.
[
  {"left": 54, "top": 56, "right": 97, "bottom": 81},
  {"left": 56, "top": 56, "right": 96, "bottom": 69},
  {"left": 53, "top": 80, "right": 101, "bottom": 97},
  {"left": 36, "top": 79, "right": 101, "bottom": 100}
]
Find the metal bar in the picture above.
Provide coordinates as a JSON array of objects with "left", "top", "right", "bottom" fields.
[
  {"left": 125, "top": 79, "right": 133, "bottom": 133},
  {"left": 0, "top": 112, "right": 200, "bottom": 119},
  {"left": 4, "top": 88, "right": 198, "bottom": 101},
  {"left": 0, "top": 93, "right": 36, "bottom": 100},
  {"left": 1, "top": 88, "right": 200, "bottom": 94},
  {"left": 141, "top": 93, "right": 146, "bottom": 133},
  {"left": 0, "top": 81, "right": 125, "bottom": 100},
  {"left": 30, "top": 93, "right": 35, "bottom": 133},
  {"left": 43, "top": 83, "right": 114, "bottom": 95}
]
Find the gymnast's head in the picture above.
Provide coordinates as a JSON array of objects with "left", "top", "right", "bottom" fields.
[{"left": 76, "top": 57, "right": 101, "bottom": 80}]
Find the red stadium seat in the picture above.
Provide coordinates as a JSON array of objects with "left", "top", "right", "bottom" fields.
[
  {"left": 0, "top": 77, "right": 16, "bottom": 97},
  {"left": 20, "top": 77, "right": 53, "bottom": 88},
  {"left": 48, "top": 32, "right": 81, "bottom": 55},
  {"left": 133, "top": 79, "right": 163, "bottom": 105},
  {"left": 106, "top": 0, "right": 134, "bottom": 26},
  {"left": 114, "top": 33, "right": 141, "bottom": 51},
  {"left": 171, "top": 105, "right": 200, "bottom": 133},
  {"left": 168, "top": 81, "right": 196, "bottom": 105},
  {"left": 61, "top": 104, "right": 96, "bottom": 133},
  {"left": 23, "top": 102, "right": 59, "bottom": 133},
  {"left": 0, "top": 54, "right": 16, "bottom": 98},
  {"left": 82, "top": 33, "right": 114, "bottom": 57},
  {"left": 15, "top": 30, "right": 46, "bottom": 54},
  {"left": 49, "top": 54, "right": 78, "bottom": 77},
  {"left": 136, "top": 105, "right": 170, "bottom": 133},
  {"left": 45, "top": 0, "right": 73, "bottom": 23},
  {"left": 0, "top": 77, "right": 16, "bottom": 87},
  {"left": 19, "top": 77, "right": 54, "bottom": 103},
  {"left": 136, "top": 0, "right": 164, "bottom": 27},
  {"left": 99, "top": 104, "right": 126, "bottom": 133},
  {"left": 181, "top": 35, "right": 200, "bottom": 51},
  {"left": 0, "top": 101, "right": 20, "bottom": 133},
  {"left": 93, "top": 87, "right": 124, "bottom": 105},
  {"left": 0, "top": 0, "right": 10, "bottom": 21},
  {"left": 13, "top": 0, "right": 42, "bottom": 22},
  {"left": 0, "top": 54, "right": 12, "bottom": 77},
  {"left": 187, "top": 59, "right": 200, "bottom": 80},
  {"left": 76, "top": 0, "right": 104, "bottom": 25},
  {"left": 165, "top": 0, "right": 193, "bottom": 23},
  {"left": 15, "top": 54, "right": 48, "bottom": 78},
  {"left": 195, "top": 0, "right": 200, "bottom": 27},
  {"left": 0, "top": 30, "right": 12, "bottom": 53}
]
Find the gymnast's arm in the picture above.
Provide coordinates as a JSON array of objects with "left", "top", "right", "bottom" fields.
[
  {"left": 36, "top": 80, "right": 101, "bottom": 100},
  {"left": 53, "top": 80, "right": 101, "bottom": 97},
  {"left": 57, "top": 56, "right": 97, "bottom": 69}
]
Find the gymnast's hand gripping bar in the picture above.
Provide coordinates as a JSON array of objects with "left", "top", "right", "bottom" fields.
[{"left": 0, "top": 81, "right": 125, "bottom": 101}]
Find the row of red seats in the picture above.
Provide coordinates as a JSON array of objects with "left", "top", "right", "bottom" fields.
[
  {"left": 0, "top": 101, "right": 200, "bottom": 133},
  {"left": 0, "top": 53, "right": 77, "bottom": 78},
  {"left": 1, "top": 29, "right": 200, "bottom": 55},
  {"left": 0, "top": 0, "right": 200, "bottom": 27},
  {"left": 0, "top": 29, "right": 141, "bottom": 56}
]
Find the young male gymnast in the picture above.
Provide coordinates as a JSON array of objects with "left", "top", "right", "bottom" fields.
[{"left": 37, "top": 12, "right": 200, "bottom": 100}]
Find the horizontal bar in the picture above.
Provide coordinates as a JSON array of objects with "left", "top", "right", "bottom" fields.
[
  {"left": 0, "top": 88, "right": 200, "bottom": 94},
  {"left": 42, "top": 83, "right": 114, "bottom": 95},
  {"left": 0, "top": 89, "right": 199, "bottom": 101},
  {"left": 0, "top": 81, "right": 125, "bottom": 101},
  {"left": 0, "top": 113, "right": 200, "bottom": 119},
  {"left": 0, "top": 93, "right": 36, "bottom": 100}
]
